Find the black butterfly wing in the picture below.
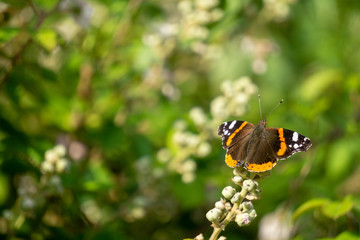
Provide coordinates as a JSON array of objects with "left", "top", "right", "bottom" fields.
[
  {"left": 244, "top": 133, "right": 279, "bottom": 172},
  {"left": 218, "top": 120, "right": 255, "bottom": 167},
  {"left": 218, "top": 120, "right": 255, "bottom": 149},
  {"left": 244, "top": 128, "right": 312, "bottom": 172},
  {"left": 266, "top": 128, "right": 312, "bottom": 159}
]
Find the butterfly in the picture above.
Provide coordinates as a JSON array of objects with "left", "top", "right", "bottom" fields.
[{"left": 218, "top": 118, "right": 312, "bottom": 172}]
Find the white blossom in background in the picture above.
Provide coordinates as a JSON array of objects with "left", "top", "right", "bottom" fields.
[
  {"left": 41, "top": 145, "right": 69, "bottom": 174},
  {"left": 178, "top": 159, "right": 197, "bottom": 183},
  {"left": 258, "top": 208, "right": 292, "bottom": 240},
  {"left": 241, "top": 36, "right": 278, "bottom": 75},
  {"left": 144, "top": 0, "right": 223, "bottom": 56},
  {"left": 262, "top": 0, "right": 297, "bottom": 22},
  {"left": 189, "top": 107, "right": 207, "bottom": 126},
  {"left": 211, "top": 77, "right": 258, "bottom": 120}
]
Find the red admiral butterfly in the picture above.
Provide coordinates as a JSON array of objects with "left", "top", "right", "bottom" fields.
[{"left": 218, "top": 101, "right": 312, "bottom": 172}]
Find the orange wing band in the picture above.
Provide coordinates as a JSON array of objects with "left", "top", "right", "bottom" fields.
[
  {"left": 277, "top": 128, "right": 287, "bottom": 156},
  {"left": 225, "top": 154, "right": 237, "bottom": 168},
  {"left": 226, "top": 121, "right": 248, "bottom": 146},
  {"left": 246, "top": 162, "right": 276, "bottom": 172}
]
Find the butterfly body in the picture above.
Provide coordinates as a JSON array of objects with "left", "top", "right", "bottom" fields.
[{"left": 218, "top": 119, "right": 312, "bottom": 172}]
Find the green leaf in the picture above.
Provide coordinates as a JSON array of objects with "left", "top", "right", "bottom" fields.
[
  {"left": 0, "top": 27, "right": 20, "bottom": 44},
  {"left": 317, "top": 231, "right": 360, "bottom": 240},
  {"left": 334, "top": 231, "right": 360, "bottom": 240},
  {"left": 34, "top": 0, "right": 58, "bottom": 11},
  {"left": 301, "top": 69, "right": 342, "bottom": 101},
  {"left": 326, "top": 138, "right": 358, "bottom": 181},
  {"left": 27, "top": 147, "right": 42, "bottom": 164},
  {"left": 292, "top": 198, "right": 329, "bottom": 222},
  {"left": 83, "top": 162, "right": 114, "bottom": 191},
  {"left": 35, "top": 29, "right": 57, "bottom": 51},
  {"left": 321, "top": 195, "right": 354, "bottom": 220},
  {"left": 0, "top": 174, "right": 9, "bottom": 204},
  {"left": 1, "top": 0, "right": 27, "bottom": 8}
]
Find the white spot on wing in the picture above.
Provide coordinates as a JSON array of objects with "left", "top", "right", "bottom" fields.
[
  {"left": 224, "top": 122, "right": 227, "bottom": 126},
  {"left": 229, "top": 120, "right": 237, "bottom": 129},
  {"left": 294, "top": 143, "right": 299, "bottom": 149},
  {"left": 292, "top": 132, "right": 299, "bottom": 142}
]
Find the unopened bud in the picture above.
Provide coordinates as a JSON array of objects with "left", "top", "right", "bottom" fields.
[
  {"left": 243, "top": 179, "right": 256, "bottom": 192},
  {"left": 240, "top": 201, "right": 254, "bottom": 212},
  {"left": 233, "top": 176, "right": 243, "bottom": 185},
  {"left": 206, "top": 208, "right": 222, "bottom": 222},
  {"left": 222, "top": 186, "right": 236, "bottom": 199},
  {"left": 215, "top": 201, "right": 225, "bottom": 211},
  {"left": 231, "top": 192, "right": 241, "bottom": 204},
  {"left": 224, "top": 202, "right": 232, "bottom": 211}
]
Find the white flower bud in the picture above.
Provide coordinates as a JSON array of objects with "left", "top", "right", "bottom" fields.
[
  {"left": 235, "top": 213, "right": 250, "bottom": 227},
  {"left": 215, "top": 200, "right": 225, "bottom": 211},
  {"left": 235, "top": 209, "right": 257, "bottom": 227},
  {"left": 195, "top": 0, "right": 219, "bottom": 10},
  {"left": 246, "top": 189, "right": 261, "bottom": 201},
  {"left": 224, "top": 202, "right": 232, "bottom": 211},
  {"left": 41, "top": 161, "right": 54, "bottom": 173},
  {"left": 222, "top": 186, "right": 236, "bottom": 199},
  {"left": 249, "top": 209, "right": 257, "bottom": 219},
  {"left": 53, "top": 145, "right": 66, "bottom": 157},
  {"left": 56, "top": 158, "right": 69, "bottom": 173},
  {"left": 206, "top": 208, "right": 222, "bottom": 222},
  {"left": 232, "top": 176, "right": 243, "bottom": 185},
  {"left": 45, "top": 150, "right": 57, "bottom": 163},
  {"left": 240, "top": 201, "right": 254, "bottom": 212},
  {"left": 231, "top": 192, "right": 241, "bottom": 204},
  {"left": 196, "top": 142, "right": 211, "bottom": 157},
  {"left": 243, "top": 179, "right": 256, "bottom": 192},
  {"left": 233, "top": 167, "right": 243, "bottom": 176}
]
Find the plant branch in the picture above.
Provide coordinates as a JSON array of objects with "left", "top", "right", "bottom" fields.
[{"left": 209, "top": 187, "right": 248, "bottom": 240}]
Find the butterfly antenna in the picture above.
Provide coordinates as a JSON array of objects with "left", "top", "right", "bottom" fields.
[
  {"left": 258, "top": 94, "right": 262, "bottom": 120},
  {"left": 265, "top": 99, "right": 284, "bottom": 119}
]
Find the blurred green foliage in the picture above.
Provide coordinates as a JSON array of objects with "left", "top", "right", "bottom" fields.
[{"left": 1, "top": 0, "right": 360, "bottom": 239}]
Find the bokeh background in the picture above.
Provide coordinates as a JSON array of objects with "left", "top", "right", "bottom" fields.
[{"left": 1, "top": 0, "right": 360, "bottom": 239}]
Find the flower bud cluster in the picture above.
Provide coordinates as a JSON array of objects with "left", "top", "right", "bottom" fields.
[
  {"left": 262, "top": 0, "right": 296, "bottom": 22},
  {"left": 235, "top": 201, "right": 257, "bottom": 227},
  {"left": 210, "top": 77, "right": 258, "bottom": 120},
  {"left": 143, "top": 0, "right": 224, "bottom": 61},
  {"left": 158, "top": 118, "right": 214, "bottom": 183},
  {"left": 41, "top": 145, "right": 69, "bottom": 174},
  {"left": 206, "top": 169, "right": 261, "bottom": 230},
  {"left": 233, "top": 167, "right": 261, "bottom": 200},
  {"left": 206, "top": 198, "right": 227, "bottom": 222},
  {"left": 177, "top": 0, "right": 223, "bottom": 42}
]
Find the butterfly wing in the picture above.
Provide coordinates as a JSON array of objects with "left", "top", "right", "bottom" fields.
[
  {"left": 244, "top": 128, "right": 312, "bottom": 172},
  {"left": 218, "top": 120, "right": 255, "bottom": 167},
  {"left": 266, "top": 128, "right": 312, "bottom": 159},
  {"left": 244, "top": 133, "right": 279, "bottom": 172},
  {"left": 218, "top": 120, "right": 255, "bottom": 149}
]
